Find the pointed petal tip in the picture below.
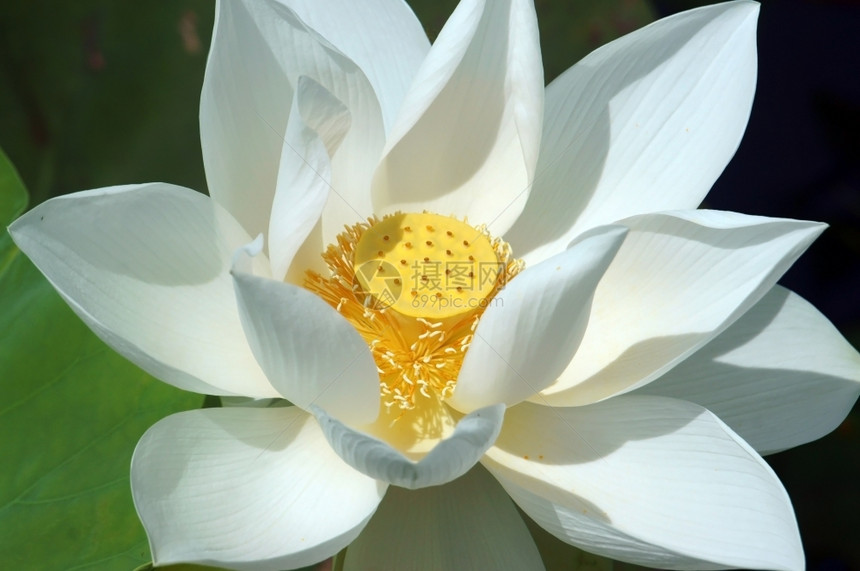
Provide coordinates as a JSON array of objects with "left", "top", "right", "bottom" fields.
[
  {"left": 486, "top": 396, "right": 804, "bottom": 570},
  {"left": 637, "top": 285, "right": 860, "bottom": 454},
  {"left": 372, "top": 0, "right": 544, "bottom": 233},
  {"left": 230, "top": 234, "right": 265, "bottom": 275},
  {"left": 736, "top": 0, "right": 761, "bottom": 16},
  {"left": 9, "top": 184, "right": 281, "bottom": 398},
  {"left": 450, "top": 224, "right": 628, "bottom": 413},
  {"left": 698, "top": 0, "right": 760, "bottom": 22},
  {"left": 509, "top": 0, "right": 762, "bottom": 264},
  {"left": 540, "top": 210, "right": 829, "bottom": 407}
]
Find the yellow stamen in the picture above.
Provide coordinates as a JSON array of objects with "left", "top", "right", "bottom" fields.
[{"left": 304, "top": 213, "right": 523, "bottom": 415}]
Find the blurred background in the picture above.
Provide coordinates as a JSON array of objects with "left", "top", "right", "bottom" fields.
[{"left": 0, "top": 0, "right": 857, "bottom": 569}]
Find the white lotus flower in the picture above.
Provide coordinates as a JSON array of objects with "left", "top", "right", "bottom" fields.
[{"left": 9, "top": 0, "right": 860, "bottom": 569}]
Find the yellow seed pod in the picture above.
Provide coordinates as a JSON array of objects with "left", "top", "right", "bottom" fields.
[{"left": 353, "top": 213, "right": 500, "bottom": 319}]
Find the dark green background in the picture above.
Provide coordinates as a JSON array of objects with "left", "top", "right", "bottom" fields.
[{"left": 1, "top": 1, "right": 857, "bottom": 569}]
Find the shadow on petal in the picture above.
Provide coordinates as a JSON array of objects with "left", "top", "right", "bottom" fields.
[
  {"left": 493, "top": 399, "right": 700, "bottom": 467},
  {"left": 313, "top": 403, "right": 505, "bottom": 489},
  {"left": 507, "top": 5, "right": 757, "bottom": 262}
]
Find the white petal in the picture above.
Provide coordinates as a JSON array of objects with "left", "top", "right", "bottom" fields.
[
  {"left": 8, "top": 183, "right": 277, "bottom": 397},
  {"left": 313, "top": 404, "right": 504, "bottom": 489},
  {"left": 201, "top": 0, "right": 293, "bottom": 239},
  {"left": 201, "top": 0, "right": 385, "bottom": 242},
  {"left": 507, "top": 1, "right": 759, "bottom": 265},
  {"left": 231, "top": 263, "right": 379, "bottom": 427},
  {"left": 274, "top": 0, "right": 430, "bottom": 131},
  {"left": 539, "top": 210, "right": 824, "bottom": 406},
  {"left": 131, "top": 406, "right": 386, "bottom": 570},
  {"left": 449, "top": 226, "right": 627, "bottom": 413},
  {"left": 483, "top": 396, "right": 803, "bottom": 571},
  {"left": 637, "top": 285, "right": 860, "bottom": 454},
  {"left": 345, "top": 465, "right": 543, "bottom": 570},
  {"left": 372, "top": 0, "right": 544, "bottom": 235},
  {"left": 268, "top": 76, "right": 349, "bottom": 281}
]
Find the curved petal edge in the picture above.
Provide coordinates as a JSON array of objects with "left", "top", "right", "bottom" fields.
[{"left": 313, "top": 403, "right": 504, "bottom": 489}]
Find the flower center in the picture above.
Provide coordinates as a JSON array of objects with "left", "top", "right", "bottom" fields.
[
  {"left": 304, "top": 213, "right": 522, "bottom": 416},
  {"left": 353, "top": 213, "right": 501, "bottom": 319}
]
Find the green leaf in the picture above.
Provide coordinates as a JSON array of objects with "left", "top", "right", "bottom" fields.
[
  {"left": 0, "top": 165, "right": 201, "bottom": 568},
  {"left": 0, "top": 147, "right": 27, "bottom": 226},
  {"left": 0, "top": 1, "right": 213, "bottom": 207}
]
